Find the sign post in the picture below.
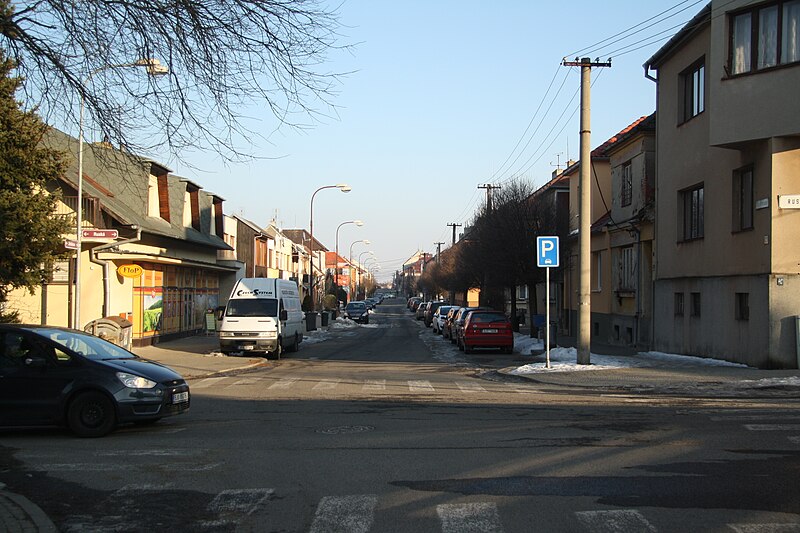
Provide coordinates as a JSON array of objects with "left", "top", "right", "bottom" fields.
[{"left": 537, "top": 236, "right": 559, "bottom": 369}]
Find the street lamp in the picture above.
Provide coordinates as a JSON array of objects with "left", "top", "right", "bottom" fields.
[
  {"left": 334, "top": 220, "right": 363, "bottom": 299},
  {"left": 309, "top": 184, "right": 351, "bottom": 310},
  {"left": 74, "top": 58, "right": 168, "bottom": 329},
  {"left": 349, "top": 239, "right": 370, "bottom": 299},
  {"left": 357, "top": 251, "right": 375, "bottom": 299}
]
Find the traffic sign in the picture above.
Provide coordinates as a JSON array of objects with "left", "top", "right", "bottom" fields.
[
  {"left": 537, "top": 236, "right": 559, "bottom": 267},
  {"left": 64, "top": 239, "right": 78, "bottom": 250},
  {"left": 82, "top": 229, "right": 119, "bottom": 240}
]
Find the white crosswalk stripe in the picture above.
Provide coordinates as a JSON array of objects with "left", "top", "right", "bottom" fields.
[
  {"left": 727, "top": 524, "right": 800, "bottom": 532},
  {"left": 455, "top": 381, "right": 487, "bottom": 393},
  {"left": 190, "top": 377, "right": 226, "bottom": 389},
  {"left": 268, "top": 377, "right": 300, "bottom": 389},
  {"left": 437, "top": 502, "right": 504, "bottom": 533},
  {"left": 408, "top": 380, "right": 435, "bottom": 392},
  {"left": 363, "top": 379, "right": 386, "bottom": 391},
  {"left": 575, "top": 509, "right": 657, "bottom": 532},
  {"left": 309, "top": 495, "right": 377, "bottom": 533},
  {"left": 312, "top": 378, "right": 342, "bottom": 391},
  {"left": 231, "top": 377, "right": 261, "bottom": 386},
  {"left": 744, "top": 424, "right": 800, "bottom": 431}
]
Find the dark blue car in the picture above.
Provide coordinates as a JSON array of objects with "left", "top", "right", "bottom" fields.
[{"left": 0, "top": 324, "right": 190, "bottom": 437}]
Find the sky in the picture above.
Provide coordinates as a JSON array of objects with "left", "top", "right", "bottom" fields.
[{"left": 162, "top": 0, "right": 707, "bottom": 282}]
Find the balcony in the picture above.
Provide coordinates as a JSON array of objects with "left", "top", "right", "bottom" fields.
[{"left": 56, "top": 196, "right": 102, "bottom": 228}]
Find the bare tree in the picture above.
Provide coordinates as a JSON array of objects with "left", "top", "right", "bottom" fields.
[{"left": 0, "top": 0, "right": 347, "bottom": 162}]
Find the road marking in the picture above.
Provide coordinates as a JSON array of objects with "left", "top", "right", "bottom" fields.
[
  {"left": 408, "top": 380, "right": 435, "bottom": 392},
  {"left": 789, "top": 436, "right": 800, "bottom": 444},
  {"left": 97, "top": 449, "right": 201, "bottom": 457},
  {"left": 575, "top": 509, "right": 657, "bottom": 532},
  {"left": 313, "top": 379, "right": 341, "bottom": 391},
  {"left": 710, "top": 416, "right": 800, "bottom": 421},
  {"left": 510, "top": 385, "right": 544, "bottom": 394},
  {"left": 437, "top": 502, "right": 504, "bottom": 533},
  {"left": 192, "top": 377, "right": 227, "bottom": 389},
  {"left": 363, "top": 379, "right": 386, "bottom": 391},
  {"left": 208, "top": 488, "right": 274, "bottom": 515},
  {"left": 231, "top": 377, "right": 261, "bottom": 386},
  {"left": 268, "top": 377, "right": 300, "bottom": 389},
  {"left": 456, "top": 381, "right": 487, "bottom": 393},
  {"left": 744, "top": 424, "right": 800, "bottom": 431},
  {"left": 309, "top": 495, "right": 377, "bottom": 533},
  {"left": 728, "top": 524, "right": 800, "bottom": 532}
]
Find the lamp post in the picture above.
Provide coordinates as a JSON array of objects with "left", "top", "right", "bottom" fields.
[
  {"left": 357, "top": 251, "right": 375, "bottom": 300},
  {"left": 349, "top": 239, "right": 370, "bottom": 299},
  {"left": 74, "top": 58, "right": 168, "bottom": 329},
  {"left": 309, "top": 184, "right": 351, "bottom": 310},
  {"left": 334, "top": 220, "right": 363, "bottom": 300}
]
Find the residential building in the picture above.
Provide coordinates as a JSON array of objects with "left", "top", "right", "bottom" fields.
[
  {"left": 8, "top": 128, "right": 235, "bottom": 344},
  {"left": 644, "top": 1, "right": 800, "bottom": 367}
]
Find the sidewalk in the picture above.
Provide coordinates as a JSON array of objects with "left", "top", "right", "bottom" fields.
[{"left": 132, "top": 334, "right": 268, "bottom": 379}]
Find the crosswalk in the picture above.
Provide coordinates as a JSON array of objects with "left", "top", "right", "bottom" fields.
[{"left": 192, "top": 374, "right": 542, "bottom": 397}]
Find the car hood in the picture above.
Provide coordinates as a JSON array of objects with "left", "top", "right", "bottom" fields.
[{"left": 98, "top": 358, "right": 185, "bottom": 383}]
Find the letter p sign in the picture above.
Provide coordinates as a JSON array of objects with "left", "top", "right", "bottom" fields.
[{"left": 537, "top": 236, "right": 559, "bottom": 268}]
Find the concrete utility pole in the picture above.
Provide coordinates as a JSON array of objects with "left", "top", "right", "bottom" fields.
[
  {"left": 447, "top": 223, "right": 462, "bottom": 246},
  {"left": 562, "top": 57, "right": 611, "bottom": 365},
  {"left": 478, "top": 184, "right": 501, "bottom": 211}
]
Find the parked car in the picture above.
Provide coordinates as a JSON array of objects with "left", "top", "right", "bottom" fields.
[
  {"left": 432, "top": 305, "right": 456, "bottom": 334},
  {"left": 442, "top": 306, "right": 460, "bottom": 340},
  {"left": 409, "top": 298, "right": 423, "bottom": 311},
  {"left": 424, "top": 301, "right": 447, "bottom": 327},
  {"left": 460, "top": 310, "right": 514, "bottom": 354},
  {"left": 415, "top": 302, "right": 429, "bottom": 321},
  {"left": 344, "top": 301, "right": 370, "bottom": 324},
  {"left": 453, "top": 307, "right": 490, "bottom": 347},
  {"left": 0, "top": 324, "right": 190, "bottom": 437},
  {"left": 364, "top": 298, "right": 378, "bottom": 310}
]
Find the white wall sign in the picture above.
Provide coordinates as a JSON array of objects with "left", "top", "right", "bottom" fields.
[{"left": 778, "top": 194, "right": 800, "bottom": 209}]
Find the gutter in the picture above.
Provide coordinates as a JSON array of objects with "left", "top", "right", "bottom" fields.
[{"left": 89, "top": 226, "right": 142, "bottom": 317}]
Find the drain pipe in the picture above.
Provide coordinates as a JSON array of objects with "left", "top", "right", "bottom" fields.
[{"left": 90, "top": 226, "right": 142, "bottom": 317}]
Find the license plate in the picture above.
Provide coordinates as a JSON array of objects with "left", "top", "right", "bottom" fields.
[
  {"left": 172, "top": 392, "right": 189, "bottom": 404},
  {"left": 240, "top": 345, "right": 254, "bottom": 350},
  {"left": 482, "top": 328, "right": 498, "bottom": 334}
]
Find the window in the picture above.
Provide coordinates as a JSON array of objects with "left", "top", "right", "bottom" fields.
[
  {"left": 619, "top": 246, "right": 636, "bottom": 291},
  {"left": 516, "top": 285, "right": 528, "bottom": 300},
  {"left": 680, "top": 184, "right": 704, "bottom": 241},
  {"left": 691, "top": 292, "right": 701, "bottom": 317},
  {"left": 730, "top": 1, "right": 800, "bottom": 75},
  {"left": 735, "top": 292, "right": 750, "bottom": 321},
  {"left": 681, "top": 60, "right": 705, "bottom": 121},
  {"left": 733, "top": 166, "right": 754, "bottom": 232},
  {"left": 620, "top": 161, "right": 633, "bottom": 207},
  {"left": 674, "top": 292, "right": 684, "bottom": 317},
  {"left": 592, "top": 251, "right": 602, "bottom": 291}
]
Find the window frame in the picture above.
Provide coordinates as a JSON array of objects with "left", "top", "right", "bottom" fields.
[
  {"left": 690, "top": 292, "right": 702, "bottom": 317},
  {"left": 732, "top": 165, "right": 754, "bottom": 233},
  {"left": 735, "top": 292, "right": 750, "bottom": 321},
  {"left": 674, "top": 292, "right": 684, "bottom": 317},
  {"left": 728, "top": 0, "right": 800, "bottom": 76},
  {"left": 680, "top": 59, "right": 705, "bottom": 123},
  {"left": 679, "top": 183, "right": 705, "bottom": 242},
  {"left": 620, "top": 161, "right": 633, "bottom": 207}
]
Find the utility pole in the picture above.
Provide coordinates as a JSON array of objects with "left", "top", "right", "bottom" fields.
[
  {"left": 447, "top": 223, "right": 462, "bottom": 245},
  {"left": 478, "top": 184, "right": 501, "bottom": 211},
  {"left": 434, "top": 242, "right": 444, "bottom": 262},
  {"left": 562, "top": 57, "right": 611, "bottom": 365}
]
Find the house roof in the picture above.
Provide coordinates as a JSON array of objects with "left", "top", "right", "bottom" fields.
[
  {"left": 562, "top": 115, "right": 653, "bottom": 175},
  {"left": 644, "top": 3, "right": 712, "bottom": 71},
  {"left": 604, "top": 113, "right": 656, "bottom": 154},
  {"left": 283, "top": 229, "right": 328, "bottom": 252},
  {"left": 45, "top": 128, "right": 230, "bottom": 251}
]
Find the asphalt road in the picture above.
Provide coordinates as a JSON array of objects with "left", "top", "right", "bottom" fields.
[{"left": 2, "top": 300, "right": 800, "bottom": 532}]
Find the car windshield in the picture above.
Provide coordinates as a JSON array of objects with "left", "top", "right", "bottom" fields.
[
  {"left": 31, "top": 327, "right": 135, "bottom": 360},
  {"left": 346, "top": 303, "right": 366, "bottom": 312},
  {"left": 226, "top": 298, "right": 278, "bottom": 317},
  {"left": 469, "top": 313, "right": 508, "bottom": 323}
]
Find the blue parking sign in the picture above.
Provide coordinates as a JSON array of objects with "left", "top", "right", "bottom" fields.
[{"left": 537, "top": 236, "right": 559, "bottom": 267}]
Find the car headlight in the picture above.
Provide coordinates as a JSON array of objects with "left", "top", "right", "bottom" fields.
[
  {"left": 219, "top": 331, "right": 234, "bottom": 337},
  {"left": 257, "top": 331, "right": 277, "bottom": 338},
  {"left": 117, "top": 372, "right": 157, "bottom": 389}
]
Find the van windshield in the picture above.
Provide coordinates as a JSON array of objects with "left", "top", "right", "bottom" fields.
[{"left": 226, "top": 299, "right": 278, "bottom": 317}]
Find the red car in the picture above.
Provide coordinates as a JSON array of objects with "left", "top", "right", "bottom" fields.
[{"left": 460, "top": 310, "right": 513, "bottom": 354}]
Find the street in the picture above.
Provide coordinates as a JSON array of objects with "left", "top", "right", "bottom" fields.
[{"left": 2, "top": 300, "right": 800, "bottom": 532}]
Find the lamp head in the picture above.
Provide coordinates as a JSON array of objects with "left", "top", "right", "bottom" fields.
[
  {"left": 336, "top": 184, "right": 352, "bottom": 192},
  {"left": 354, "top": 220, "right": 364, "bottom": 226},
  {"left": 136, "top": 58, "right": 169, "bottom": 76}
]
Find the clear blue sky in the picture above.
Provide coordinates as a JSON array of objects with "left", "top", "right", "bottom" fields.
[{"left": 166, "top": 0, "right": 704, "bottom": 282}]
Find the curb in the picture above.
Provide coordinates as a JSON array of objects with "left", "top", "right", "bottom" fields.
[{"left": 0, "top": 488, "right": 57, "bottom": 532}]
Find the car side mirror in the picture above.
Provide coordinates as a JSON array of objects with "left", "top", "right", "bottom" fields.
[
  {"left": 215, "top": 306, "right": 226, "bottom": 320},
  {"left": 280, "top": 309, "right": 288, "bottom": 321}
]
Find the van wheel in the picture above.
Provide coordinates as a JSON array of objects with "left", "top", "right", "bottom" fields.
[
  {"left": 273, "top": 339, "right": 283, "bottom": 359},
  {"left": 287, "top": 333, "right": 299, "bottom": 353}
]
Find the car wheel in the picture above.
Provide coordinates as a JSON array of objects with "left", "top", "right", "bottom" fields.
[
  {"left": 67, "top": 391, "right": 117, "bottom": 438},
  {"left": 273, "top": 339, "right": 283, "bottom": 359},
  {"left": 464, "top": 344, "right": 472, "bottom": 354},
  {"left": 287, "top": 333, "right": 299, "bottom": 353},
  {"left": 504, "top": 346, "right": 513, "bottom": 354},
  {"left": 458, "top": 340, "right": 464, "bottom": 351}
]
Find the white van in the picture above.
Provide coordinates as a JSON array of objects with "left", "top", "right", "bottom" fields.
[{"left": 218, "top": 278, "right": 304, "bottom": 357}]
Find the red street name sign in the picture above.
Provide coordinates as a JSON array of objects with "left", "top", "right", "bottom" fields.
[{"left": 81, "top": 229, "right": 119, "bottom": 239}]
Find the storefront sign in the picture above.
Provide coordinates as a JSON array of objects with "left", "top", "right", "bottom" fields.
[{"left": 117, "top": 264, "right": 143, "bottom": 278}]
